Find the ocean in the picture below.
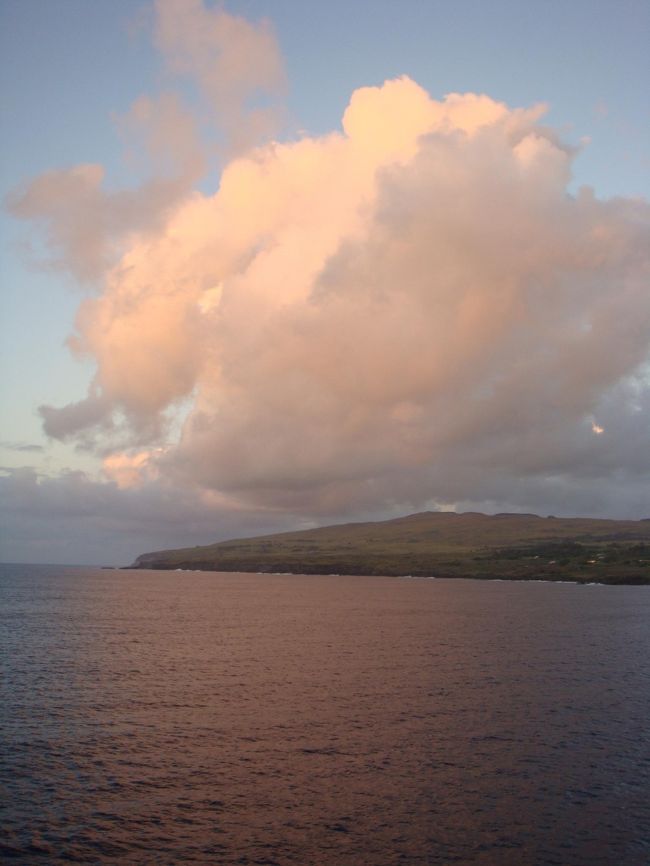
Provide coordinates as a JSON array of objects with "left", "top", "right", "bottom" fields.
[{"left": 1, "top": 563, "right": 649, "bottom": 865}]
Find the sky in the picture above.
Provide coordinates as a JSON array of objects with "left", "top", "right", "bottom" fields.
[{"left": 1, "top": 0, "right": 649, "bottom": 565}]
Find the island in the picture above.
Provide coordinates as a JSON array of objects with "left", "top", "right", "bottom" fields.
[{"left": 130, "top": 512, "right": 650, "bottom": 585}]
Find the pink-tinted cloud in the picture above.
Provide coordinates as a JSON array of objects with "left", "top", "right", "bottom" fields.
[
  {"left": 29, "top": 75, "right": 649, "bottom": 522},
  {"left": 154, "top": 0, "right": 286, "bottom": 154},
  {"left": 6, "top": 93, "right": 203, "bottom": 283},
  {"left": 7, "top": 2, "right": 284, "bottom": 282}
]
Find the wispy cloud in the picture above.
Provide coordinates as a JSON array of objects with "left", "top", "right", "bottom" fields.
[
  {"left": 1, "top": 441, "right": 45, "bottom": 453},
  {"left": 154, "top": 0, "right": 286, "bottom": 155},
  {"left": 6, "top": 2, "right": 285, "bottom": 282}
]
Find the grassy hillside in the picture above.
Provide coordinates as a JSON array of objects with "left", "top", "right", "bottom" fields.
[{"left": 131, "top": 511, "right": 650, "bottom": 584}]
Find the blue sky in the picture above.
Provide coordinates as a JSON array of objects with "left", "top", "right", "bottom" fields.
[{"left": 1, "top": 0, "right": 649, "bottom": 563}]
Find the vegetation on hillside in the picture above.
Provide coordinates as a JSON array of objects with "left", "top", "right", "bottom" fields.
[{"left": 131, "top": 512, "right": 650, "bottom": 584}]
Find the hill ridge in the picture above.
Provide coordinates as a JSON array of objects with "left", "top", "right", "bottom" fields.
[{"left": 131, "top": 511, "right": 650, "bottom": 585}]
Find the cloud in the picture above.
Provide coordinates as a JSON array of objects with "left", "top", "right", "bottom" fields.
[
  {"left": 34, "top": 76, "right": 649, "bottom": 521},
  {"left": 153, "top": 0, "right": 286, "bottom": 154},
  {"left": 39, "top": 392, "right": 112, "bottom": 440},
  {"left": 102, "top": 449, "right": 162, "bottom": 489},
  {"left": 6, "top": 3, "right": 284, "bottom": 282},
  {"left": 0, "top": 442, "right": 44, "bottom": 454},
  {"left": 8, "top": 5, "right": 650, "bottom": 534},
  {"left": 0, "top": 467, "right": 306, "bottom": 565},
  {"left": 6, "top": 99, "right": 202, "bottom": 282}
]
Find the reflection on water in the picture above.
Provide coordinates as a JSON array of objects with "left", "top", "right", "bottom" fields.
[{"left": 1, "top": 564, "right": 649, "bottom": 865}]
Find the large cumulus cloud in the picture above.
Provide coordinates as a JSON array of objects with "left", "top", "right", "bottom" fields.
[
  {"left": 8, "top": 3, "right": 650, "bottom": 534},
  {"left": 34, "top": 76, "right": 650, "bottom": 519}
]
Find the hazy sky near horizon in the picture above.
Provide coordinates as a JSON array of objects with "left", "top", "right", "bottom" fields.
[{"left": 1, "top": 0, "right": 649, "bottom": 564}]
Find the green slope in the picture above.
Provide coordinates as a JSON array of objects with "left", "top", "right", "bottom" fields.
[{"left": 131, "top": 511, "right": 650, "bottom": 584}]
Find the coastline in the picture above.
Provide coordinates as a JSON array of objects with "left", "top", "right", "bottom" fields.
[
  {"left": 128, "top": 562, "right": 650, "bottom": 586},
  {"left": 129, "top": 512, "right": 650, "bottom": 586}
]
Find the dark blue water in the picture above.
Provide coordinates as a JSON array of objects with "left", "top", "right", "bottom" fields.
[{"left": 1, "top": 564, "right": 649, "bottom": 865}]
